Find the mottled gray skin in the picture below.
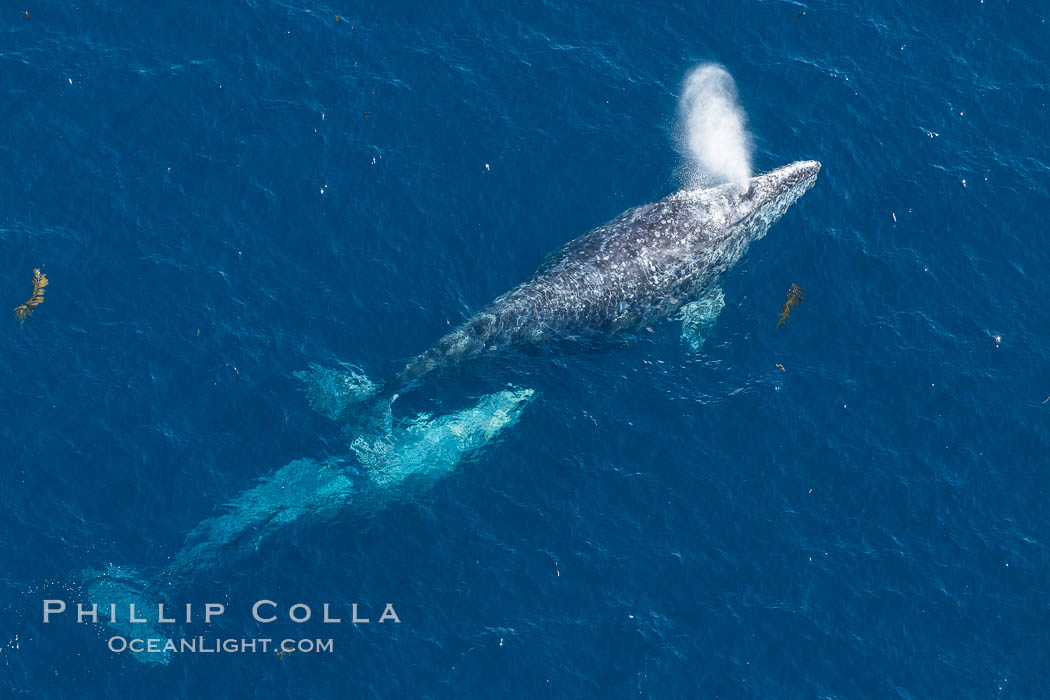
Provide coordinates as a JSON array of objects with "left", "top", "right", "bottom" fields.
[{"left": 394, "top": 160, "right": 820, "bottom": 390}]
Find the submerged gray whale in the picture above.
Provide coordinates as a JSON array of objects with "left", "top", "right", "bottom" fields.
[{"left": 374, "top": 160, "right": 820, "bottom": 400}]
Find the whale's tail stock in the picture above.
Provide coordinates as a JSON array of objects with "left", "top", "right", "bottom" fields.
[
  {"left": 294, "top": 322, "right": 489, "bottom": 426},
  {"left": 293, "top": 362, "right": 411, "bottom": 436}
]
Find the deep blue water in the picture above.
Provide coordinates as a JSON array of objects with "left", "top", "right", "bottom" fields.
[{"left": 3, "top": 0, "right": 1050, "bottom": 697}]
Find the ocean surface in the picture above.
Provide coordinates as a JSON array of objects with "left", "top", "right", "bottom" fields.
[{"left": 2, "top": 0, "right": 1049, "bottom": 697}]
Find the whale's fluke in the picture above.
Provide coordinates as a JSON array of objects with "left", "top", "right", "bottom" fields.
[
  {"left": 294, "top": 362, "right": 379, "bottom": 421},
  {"left": 79, "top": 565, "right": 172, "bottom": 665}
]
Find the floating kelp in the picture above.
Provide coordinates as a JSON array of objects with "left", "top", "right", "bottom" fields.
[
  {"left": 777, "top": 283, "right": 803, "bottom": 328},
  {"left": 13, "top": 268, "right": 48, "bottom": 324}
]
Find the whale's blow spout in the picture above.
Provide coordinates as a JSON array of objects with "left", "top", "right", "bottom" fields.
[{"left": 678, "top": 64, "right": 753, "bottom": 189}]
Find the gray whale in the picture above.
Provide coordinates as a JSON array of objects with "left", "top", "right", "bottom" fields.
[{"left": 386, "top": 160, "right": 820, "bottom": 398}]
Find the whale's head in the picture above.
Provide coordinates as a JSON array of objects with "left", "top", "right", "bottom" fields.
[
  {"left": 743, "top": 160, "right": 821, "bottom": 221},
  {"left": 675, "top": 159, "right": 820, "bottom": 232},
  {"left": 670, "top": 160, "right": 820, "bottom": 271}
]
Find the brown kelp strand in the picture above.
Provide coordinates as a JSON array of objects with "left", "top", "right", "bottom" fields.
[
  {"left": 777, "top": 283, "right": 803, "bottom": 328},
  {"left": 14, "top": 268, "right": 48, "bottom": 324}
]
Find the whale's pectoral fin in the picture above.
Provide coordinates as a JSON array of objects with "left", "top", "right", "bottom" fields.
[{"left": 677, "top": 286, "right": 725, "bottom": 353}]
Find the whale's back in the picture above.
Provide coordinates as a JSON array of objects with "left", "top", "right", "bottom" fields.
[
  {"left": 392, "top": 161, "right": 820, "bottom": 391},
  {"left": 487, "top": 194, "right": 729, "bottom": 338}
]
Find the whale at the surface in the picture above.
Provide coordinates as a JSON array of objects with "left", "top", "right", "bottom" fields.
[{"left": 371, "top": 160, "right": 821, "bottom": 403}]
